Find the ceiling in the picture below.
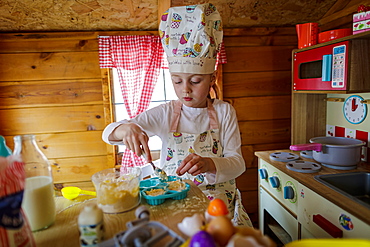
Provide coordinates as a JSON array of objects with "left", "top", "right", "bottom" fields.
[
  {"left": 172, "top": 0, "right": 370, "bottom": 31},
  {"left": 172, "top": 0, "right": 337, "bottom": 27},
  {"left": 0, "top": 0, "right": 367, "bottom": 32}
]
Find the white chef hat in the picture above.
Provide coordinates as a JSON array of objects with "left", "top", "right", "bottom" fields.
[{"left": 159, "top": 3, "right": 223, "bottom": 74}]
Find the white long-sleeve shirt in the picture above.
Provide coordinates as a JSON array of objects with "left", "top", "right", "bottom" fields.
[{"left": 102, "top": 99, "right": 245, "bottom": 184}]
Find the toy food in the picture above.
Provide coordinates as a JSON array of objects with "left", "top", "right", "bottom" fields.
[
  {"left": 189, "top": 231, "right": 216, "bottom": 247},
  {"left": 91, "top": 168, "right": 141, "bottom": 213},
  {"left": 233, "top": 227, "right": 277, "bottom": 247},
  {"left": 207, "top": 198, "right": 229, "bottom": 216},
  {"left": 227, "top": 233, "right": 263, "bottom": 247},
  {"left": 205, "top": 198, "right": 229, "bottom": 223},
  {"left": 145, "top": 188, "right": 166, "bottom": 196},
  {"left": 206, "top": 215, "right": 235, "bottom": 246},
  {"left": 167, "top": 180, "right": 186, "bottom": 191},
  {"left": 177, "top": 213, "right": 205, "bottom": 237}
]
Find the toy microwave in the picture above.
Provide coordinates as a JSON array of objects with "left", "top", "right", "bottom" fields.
[{"left": 293, "top": 41, "right": 349, "bottom": 91}]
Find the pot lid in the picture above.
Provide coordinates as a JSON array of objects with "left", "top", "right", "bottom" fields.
[
  {"left": 309, "top": 136, "right": 365, "bottom": 148},
  {"left": 269, "top": 152, "right": 300, "bottom": 162},
  {"left": 286, "top": 160, "right": 321, "bottom": 173}
]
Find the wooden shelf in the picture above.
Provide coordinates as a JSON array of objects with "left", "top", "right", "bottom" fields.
[
  {"left": 291, "top": 31, "right": 370, "bottom": 144},
  {"left": 293, "top": 30, "right": 370, "bottom": 53}
]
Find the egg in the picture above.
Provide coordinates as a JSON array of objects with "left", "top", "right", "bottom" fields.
[
  {"left": 205, "top": 198, "right": 230, "bottom": 223},
  {"left": 234, "top": 226, "right": 277, "bottom": 247},
  {"left": 226, "top": 233, "right": 262, "bottom": 247},
  {"left": 189, "top": 230, "right": 216, "bottom": 247},
  {"left": 177, "top": 213, "right": 205, "bottom": 237},
  {"left": 207, "top": 198, "right": 229, "bottom": 216},
  {"left": 206, "top": 215, "right": 235, "bottom": 246}
]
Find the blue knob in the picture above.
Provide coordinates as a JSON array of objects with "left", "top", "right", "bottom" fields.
[
  {"left": 284, "top": 186, "right": 295, "bottom": 199},
  {"left": 259, "top": 168, "right": 268, "bottom": 179},
  {"left": 269, "top": 176, "right": 280, "bottom": 188}
]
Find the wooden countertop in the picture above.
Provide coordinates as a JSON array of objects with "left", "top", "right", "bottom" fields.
[
  {"left": 255, "top": 150, "right": 370, "bottom": 225},
  {"left": 34, "top": 180, "right": 209, "bottom": 247}
]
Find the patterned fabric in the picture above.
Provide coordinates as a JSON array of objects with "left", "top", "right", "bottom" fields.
[
  {"left": 160, "top": 41, "right": 227, "bottom": 69},
  {"left": 159, "top": 3, "right": 223, "bottom": 74},
  {"left": 98, "top": 35, "right": 227, "bottom": 170},
  {"left": 98, "top": 35, "right": 164, "bottom": 169},
  {"left": 163, "top": 99, "right": 252, "bottom": 226},
  {"left": 0, "top": 156, "right": 25, "bottom": 198},
  {"left": 217, "top": 42, "right": 227, "bottom": 65},
  {"left": 0, "top": 156, "right": 36, "bottom": 247}
]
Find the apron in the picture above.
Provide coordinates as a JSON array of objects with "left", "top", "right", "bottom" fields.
[{"left": 162, "top": 99, "right": 252, "bottom": 227}]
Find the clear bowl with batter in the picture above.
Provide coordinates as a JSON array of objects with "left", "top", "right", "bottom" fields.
[{"left": 91, "top": 167, "right": 141, "bottom": 213}]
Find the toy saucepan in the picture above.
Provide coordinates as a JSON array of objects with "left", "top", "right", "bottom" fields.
[{"left": 290, "top": 136, "right": 365, "bottom": 170}]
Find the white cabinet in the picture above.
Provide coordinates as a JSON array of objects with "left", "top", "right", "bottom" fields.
[{"left": 298, "top": 183, "right": 370, "bottom": 239}]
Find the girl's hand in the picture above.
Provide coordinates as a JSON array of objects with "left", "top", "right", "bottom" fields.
[
  {"left": 176, "top": 153, "right": 216, "bottom": 176},
  {"left": 109, "top": 123, "right": 151, "bottom": 161}
]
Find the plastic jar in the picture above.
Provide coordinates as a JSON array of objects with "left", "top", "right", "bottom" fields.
[
  {"left": 91, "top": 167, "right": 141, "bottom": 213},
  {"left": 78, "top": 203, "right": 104, "bottom": 246}
]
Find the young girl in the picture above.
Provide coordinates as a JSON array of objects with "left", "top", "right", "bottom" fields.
[{"left": 102, "top": 3, "right": 252, "bottom": 227}]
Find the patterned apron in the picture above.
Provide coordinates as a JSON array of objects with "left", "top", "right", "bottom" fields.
[{"left": 162, "top": 99, "right": 252, "bottom": 226}]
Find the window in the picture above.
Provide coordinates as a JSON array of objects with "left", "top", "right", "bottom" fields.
[{"left": 112, "top": 68, "right": 177, "bottom": 152}]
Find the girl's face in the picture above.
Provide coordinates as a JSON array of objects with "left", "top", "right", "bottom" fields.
[{"left": 171, "top": 73, "right": 215, "bottom": 108}]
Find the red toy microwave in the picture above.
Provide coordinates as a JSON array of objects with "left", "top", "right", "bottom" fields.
[{"left": 293, "top": 41, "right": 349, "bottom": 91}]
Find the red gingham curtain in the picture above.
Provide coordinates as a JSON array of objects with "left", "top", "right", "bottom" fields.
[
  {"left": 99, "top": 35, "right": 164, "bottom": 171},
  {"left": 99, "top": 36, "right": 227, "bottom": 171},
  {"left": 217, "top": 42, "right": 227, "bottom": 65}
]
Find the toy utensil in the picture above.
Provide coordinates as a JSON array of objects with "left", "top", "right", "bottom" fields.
[
  {"left": 61, "top": 186, "right": 96, "bottom": 200},
  {"left": 98, "top": 205, "right": 184, "bottom": 246},
  {"left": 141, "top": 148, "right": 168, "bottom": 181}
]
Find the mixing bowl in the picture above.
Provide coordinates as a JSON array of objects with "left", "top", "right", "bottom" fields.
[{"left": 91, "top": 167, "right": 141, "bottom": 213}]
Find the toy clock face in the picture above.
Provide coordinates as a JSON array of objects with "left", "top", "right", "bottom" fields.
[{"left": 343, "top": 95, "right": 367, "bottom": 124}]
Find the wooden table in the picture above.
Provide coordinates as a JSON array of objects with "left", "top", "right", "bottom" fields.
[{"left": 33, "top": 180, "right": 209, "bottom": 247}]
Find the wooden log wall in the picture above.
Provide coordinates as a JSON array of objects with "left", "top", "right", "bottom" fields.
[
  {"left": 0, "top": 27, "right": 296, "bottom": 227},
  {"left": 0, "top": 32, "right": 114, "bottom": 184},
  {"left": 223, "top": 27, "right": 297, "bottom": 226}
]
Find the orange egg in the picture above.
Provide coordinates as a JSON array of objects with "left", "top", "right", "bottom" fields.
[{"left": 207, "top": 198, "right": 229, "bottom": 216}]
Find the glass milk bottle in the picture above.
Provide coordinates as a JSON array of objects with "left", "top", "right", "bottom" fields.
[{"left": 13, "top": 135, "right": 56, "bottom": 231}]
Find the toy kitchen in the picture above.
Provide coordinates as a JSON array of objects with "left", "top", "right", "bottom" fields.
[{"left": 256, "top": 27, "right": 370, "bottom": 246}]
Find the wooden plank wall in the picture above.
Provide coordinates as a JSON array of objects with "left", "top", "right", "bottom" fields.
[
  {"left": 223, "top": 27, "right": 297, "bottom": 226},
  {"left": 0, "top": 32, "right": 114, "bottom": 184},
  {"left": 0, "top": 28, "right": 296, "bottom": 227}
]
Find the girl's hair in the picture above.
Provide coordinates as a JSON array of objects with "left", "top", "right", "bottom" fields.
[{"left": 209, "top": 70, "right": 220, "bottom": 99}]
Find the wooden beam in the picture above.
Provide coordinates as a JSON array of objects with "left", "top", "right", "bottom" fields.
[
  {"left": 319, "top": 0, "right": 370, "bottom": 30},
  {"left": 322, "top": 0, "right": 353, "bottom": 18}
]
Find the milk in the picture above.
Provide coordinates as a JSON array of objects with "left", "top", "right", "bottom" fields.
[{"left": 22, "top": 176, "right": 56, "bottom": 231}]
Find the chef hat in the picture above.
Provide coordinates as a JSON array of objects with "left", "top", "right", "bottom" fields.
[{"left": 159, "top": 3, "right": 223, "bottom": 74}]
